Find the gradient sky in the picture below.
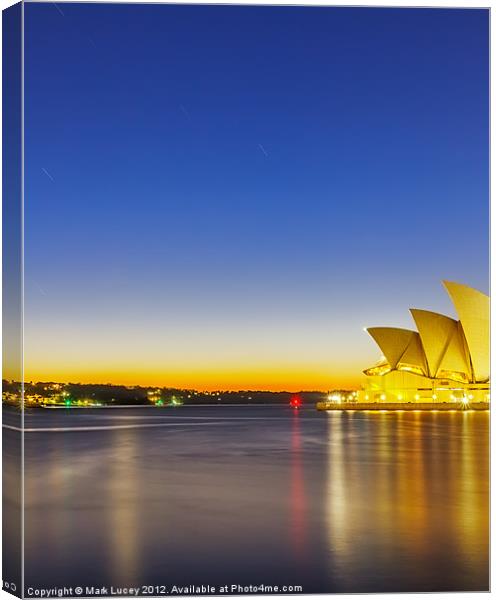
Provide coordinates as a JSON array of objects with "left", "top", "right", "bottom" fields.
[{"left": 22, "top": 4, "right": 489, "bottom": 390}]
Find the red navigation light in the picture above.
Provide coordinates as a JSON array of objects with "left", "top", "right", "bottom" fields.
[{"left": 290, "top": 394, "right": 302, "bottom": 409}]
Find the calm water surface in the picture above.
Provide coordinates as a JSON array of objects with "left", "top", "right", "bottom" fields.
[{"left": 4, "top": 406, "right": 489, "bottom": 594}]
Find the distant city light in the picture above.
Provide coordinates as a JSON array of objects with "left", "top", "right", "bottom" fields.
[{"left": 290, "top": 394, "right": 302, "bottom": 409}]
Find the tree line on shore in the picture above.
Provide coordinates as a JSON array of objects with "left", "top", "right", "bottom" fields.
[{"left": 3, "top": 379, "right": 328, "bottom": 406}]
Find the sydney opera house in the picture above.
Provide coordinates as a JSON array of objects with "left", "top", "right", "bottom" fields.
[{"left": 356, "top": 281, "right": 490, "bottom": 406}]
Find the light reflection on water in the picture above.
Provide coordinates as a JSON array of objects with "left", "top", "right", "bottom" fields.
[
  {"left": 325, "top": 410, "right": 489, "bottom": 592},
  {"left": 290, "top": 412, "right": 307, "bottom": 561},
  {"left": 107, "top": 429, "right": 141, "bottom": 583},
  {"left": 6, "top": 406, "right": 488, "bottom": 594}
]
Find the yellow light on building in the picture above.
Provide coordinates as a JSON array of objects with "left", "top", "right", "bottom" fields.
[{"left": 360, "top": 281, "right": 489, "bottom": 409}]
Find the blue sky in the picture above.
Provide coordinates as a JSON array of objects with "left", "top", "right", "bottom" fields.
[{"left": 23, "top": 4, "right": 489, "bottom": 389}]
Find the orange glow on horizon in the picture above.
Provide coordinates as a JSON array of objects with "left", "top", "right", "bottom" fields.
[{"left": 21, "top": 365, "right": 362, "bottom": 392}]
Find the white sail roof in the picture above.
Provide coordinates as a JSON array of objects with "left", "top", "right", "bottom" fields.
[
  {"left": 366, "top": 327, "right": 415, "bottom": 370},
  {"left": 410, "top": 309, "right": 461, "bottom": 378},
  {"left": 364, "top": 281, "right": 489, "bottom": 384},
  {"left": 397, "top": 331, "right": 428, "bottom": 375},
  {"left": 436, "top": 322, "right": 472, "bottom": 381},
  {"left": 443, "top": 281, "right": 489, "bottom": 382}
]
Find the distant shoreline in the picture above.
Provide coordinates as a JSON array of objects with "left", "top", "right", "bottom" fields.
[
  {"left": 40, "top": 403, "right": 295, "bottom": 408},
  {"left": 4, "top": 381, "right": 352, "bottom": 409},
  {"left": 4, "top": 402, "right": 309, "bottom": 410}
]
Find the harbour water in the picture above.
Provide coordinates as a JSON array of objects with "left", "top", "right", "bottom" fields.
[{"left": 3, "top": 406, "right": 489, "bottom": 594}]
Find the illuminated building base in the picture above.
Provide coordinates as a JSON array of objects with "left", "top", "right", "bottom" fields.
[
  {"left": 317, "top": 371, "right": 489, "bottom": 411},
  {"left": 317, "top": 401, "right": 489, "bottom": 411},
  {"left": 357, "top": 370, "right": 490, "bottom": 405}
]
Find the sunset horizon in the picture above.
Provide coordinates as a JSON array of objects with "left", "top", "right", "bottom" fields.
[{"left": 18, "top": 367, "right": 362, "bottom": 393}]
